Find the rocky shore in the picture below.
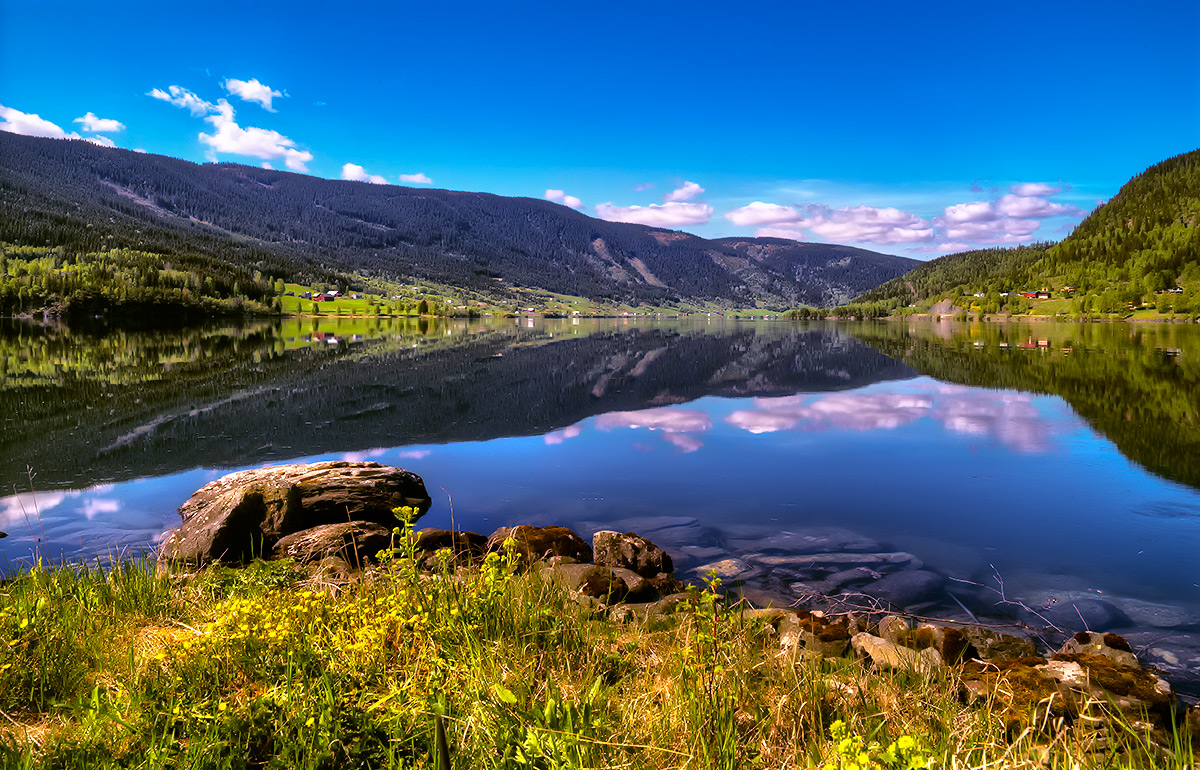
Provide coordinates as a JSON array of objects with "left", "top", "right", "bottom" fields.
[{"left": 158, "top": 461, "right": 1200, "bottom": 744}]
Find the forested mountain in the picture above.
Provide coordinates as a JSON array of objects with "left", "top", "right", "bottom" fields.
[
  {"left": 850, "top": 148, "right": 1200, "bottom": 315},
  {"left": 0, "top": 133, "right": 917, "bottom": 312}
]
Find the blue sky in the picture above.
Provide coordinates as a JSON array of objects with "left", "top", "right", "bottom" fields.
[{"left": 1, "top": 0, "right": 1197, "bottom": 259}]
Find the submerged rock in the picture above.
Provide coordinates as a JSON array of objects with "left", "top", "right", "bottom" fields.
[
  {"left": 863, "top": 569, "right": 945, "bottom": 608},
  {"left": 159, "top": 461, "right": 431, "bottom": 566}
]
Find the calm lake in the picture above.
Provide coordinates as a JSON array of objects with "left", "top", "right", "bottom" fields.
[{"left": 3, "top": 316, "right": 1200, "bottom": 691}]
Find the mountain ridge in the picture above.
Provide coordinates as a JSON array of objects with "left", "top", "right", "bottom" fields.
[{"left": 0, "top": 133, "right": 918, "bottom": 311}]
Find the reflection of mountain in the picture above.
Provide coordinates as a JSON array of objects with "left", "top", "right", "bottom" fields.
[
  {"left": 851, "top": 322, "right": 1200, "bottom": 491},
  {"left": 2, "top": 320, "right": 915, "bottom": 489}
]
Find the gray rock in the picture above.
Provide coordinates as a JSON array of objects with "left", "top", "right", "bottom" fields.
[
  {"left": 962, "top": 627, "right": 1038, "bottom": 661},
  {"left": 779, "top": 611, "right": 854, "bottom": 658},
  {"left": 850, "top": 632, "right": 943, "bottom": 675},
  {"left": 863, "top": 569, "right": 945, "bottom": 608},
  {"left": 876, "top": 615, "right": 910, "bottom": 644},
  {"left": 737, "top": 585, "right": 797, "bottom": 609},
  {"left": 1038, "top": 598, "right": 1129, "bottom": 633},
  {"left": 542, "top": 563, "right": 628, "bottom": 601},
  {"left": 159, "top": 461, "right": 431, "bottom": 566},
  {"left": 273, "top": 521, "right": 395, "bottom": 566},
  {"left": 751, "top": 552, "right": 919, "bottom": 569},
  {"left": 411, "top": 528, "right": 488, "bottom": 569},
  {"left": 1056, "top": 631, "right": 1140, "bottom": 669},
  {"left": 693, "top": 558, "right": 760, "bottom": 583},
  {"left": 647, "top": 592, "right": 695, "bottom": 617},
  {"left": 592, "top": 530, "right": 674, "bottom": 578}
]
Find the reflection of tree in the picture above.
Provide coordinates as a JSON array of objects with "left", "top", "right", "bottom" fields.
[
  {"left": 1, "top": 320, "right": 915, "bottom": 489},
  {"left": 851, "top": 322, "right": 1200, "bottom": 491}
]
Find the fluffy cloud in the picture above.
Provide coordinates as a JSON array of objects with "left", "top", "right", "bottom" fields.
[
  {"left": 84, "top": 135, "right": 117, "bottom": 148},
  {"left": 545, "top": 189, "right": 583, "bottom": 209},
  {"left": 341, "top": 162, "right": 387, "bottom": 184},
  {"left": 664, "top": 181, "right": 704, "bottom": 202},
  {"left": 595, "top": 201, "right": 713, "bottom": 227},
  {"left": 1010, "top": 182, "right": 1062, "bottom": 197},
  {"left": 0, "top": 104, "right": 79, "bottom": 139},
  {"left": 73, "top": 112, "right": 125, "bottom": 133},
  {"left": 147, "top": 85, "right": 214, "bottom": 116},
  {"left": 941, "top": 217, "right": 1040, "bottom": 243},
  {"left": 724, "top": 201, "right": 804, "bottom": 226},
  {"left": 995, "top": 194, "right": 1081, "bottom": 219},
  {"left": 199, "top": 100, "right": 312, "bottom": 171},
  {"left": 936, "top": 242, "right": 972, "bottom": 253},
  {"left": 399, "top": 172, "right": 433, "bottom": 185},
  {"left": 940, "top": 201, "right": 995, "bottom": 224},
  {"left": 763, "top": 204, "right": 935, "bottom": 245},
  {"left": 223, "top": 78, "right": 284, "bottom": 111}
]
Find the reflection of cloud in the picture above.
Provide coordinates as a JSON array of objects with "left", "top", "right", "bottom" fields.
[
  {"left": 544, "top": 425, "right": 583, "bottom": 445},
  {"left": 596, "top": 407, "right": 712, "bottom": 433},
  {"left": 728, "top": 392, "right": 932, "bottom": 433},
  {"left": 0, "top": 491, "right": 70, "bottom": 527},
  {"left": 662, "top": 432, "right": 703, "bottom": 453},
  {"left": 935, "top": 393, "right": 1048, "bottom": 452},
  {"left": 725, "top": 387, "right": 1051, "bottom": 452},
  {"left": 395, "top": 449, "right": 431, "bottom": 460},
  {"left": 341, "top": 448, "right": 388, "bottom": 462},
  {"left": 80, "top": 498, "right": 121, "bottom": 520}
]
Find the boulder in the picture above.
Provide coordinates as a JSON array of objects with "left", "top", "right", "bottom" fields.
[
  {"left": 1036, "top": 598, "right": 1129, "bottom": 633},
  {"left": 888, "top": 622, "right": 976, "bottom": 665},
  {"left": 592, "top": 530, "right": 674, "bottom": 578},
  {"left": 486, "top": 525, "right": 592, "bottom": 565},
  {"left": 542, "top": 563, "right": 630, "bottom": 601},
  {"left": 411, "top": 528, "right": 488, "bottom": 570},
  {"left": 1056, "top": 631, "right": 1140, "bottom": 669},
  {"left": 159, "top": 462, "right": 431, "bottom": 565},
  {"left": 273, "top": 522, "right": 394, "bottom": 566}
]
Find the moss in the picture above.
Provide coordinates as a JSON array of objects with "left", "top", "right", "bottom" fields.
[
  {"left": 1050, "top": 653, "right": 1172, "bottom": 715},
  {"left": 961, "top": 657, "right": 1074, "bottom": 731}
]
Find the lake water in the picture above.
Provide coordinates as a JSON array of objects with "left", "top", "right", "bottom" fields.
[{"left": 3, "top": 316, "right": 1200, "bottom": 693}]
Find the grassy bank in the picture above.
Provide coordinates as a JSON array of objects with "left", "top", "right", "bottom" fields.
[{"left": 0, "top": 538, "right": 1194, "bottom": 769}]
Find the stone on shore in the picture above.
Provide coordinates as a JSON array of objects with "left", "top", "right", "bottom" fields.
[
  {"left": 486, "top": 525, "right": 593, "bottom": 565},
  {"left": 273, "top": 522, "right": 394, "bottom": 567},
  {"left": 592, "top": 530, "right": 674, "bottom": 578},
  {"left": 159, "top": 461, "right": 431, "bottom": 566}
]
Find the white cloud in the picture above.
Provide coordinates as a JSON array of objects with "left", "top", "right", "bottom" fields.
[
  {"left": 940, "top": 201, "right": 995, "bottom": 224},
  {"left": 936, "top": 242, "right": 972, "bottom": 253},
  {"left": 1010, "top": 182, "right": 1062, "bottom": 197},
  {"left": 342, "top": 162, "right": 387, "bottom": 184},
  {"left": 223, "top": 78, "right": 284, "bottom": 111},
  {"left": 995, "top": 194, "right": 1081, "bottom": 219},
  {"left": 941, "top": 217, "right": 1041, "bottom": 243},
  {"left": 664, "top": 181, "right": 705, "bottom": 202},
  {"left": 545, "top": 189, "right": 583, "bottom": 209},
  {"left": 634, "top": 182, "right": 655, "bottom": 191},
  {"left": 768, "top": 204, "right": 935, "bottom": 245},
  {"left": 198, "top": 99, "right": 313, "bottom": 171},
  {"left": 73, "top": 112, "right": 125, "bottom": 133},
  {"left": 84, "top": 135, "right": 116, "bottom": 148},
  {"left": 544, "top": 425, "right": 583, "bottom": 445},
  {"left": 147, "top": 85, "right": 214, "bottom": 116},
  {"left": 399, "top": 172, "right": 433, "bottom": 185},
  {"left": 595, "top": 201, "right": 713, "bottom": 227},
  {"left": 261, "top": 162, "right": 273, "bottom": 169},
  {"left": 724, "top": 201, "right": 804, "bottom": 226},
  {"left": 0, "top": 104, "right": 79, "bottom": 139}
]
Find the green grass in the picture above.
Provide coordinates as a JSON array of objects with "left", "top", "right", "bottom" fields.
[{"left": 0, "top": 540, "right": 1193, "bottom": 769}]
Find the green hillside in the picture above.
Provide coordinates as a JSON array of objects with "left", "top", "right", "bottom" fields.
[{"left": 846, "top": 148, "right": 1200, "bottom": 318}]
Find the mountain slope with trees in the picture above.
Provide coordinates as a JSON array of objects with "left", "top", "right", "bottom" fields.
[
  {"left": 849, "top": 148, "right": 1200, "bottom": 316},
  {"left": 0, "top": 133, "right": 918, "bottom": 315}
]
